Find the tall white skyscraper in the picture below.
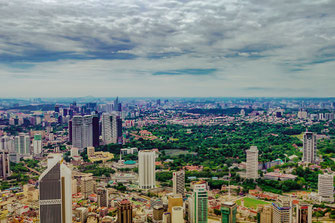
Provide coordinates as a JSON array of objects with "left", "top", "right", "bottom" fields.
[
  {"left": 138, "top": 150, "right": 156, "bottom": 189},
  {"left": 318, "top": 173, "right": 334, "bottom": 203},
  {"left": 14, "top": 133, "right": 30, "bottom": 156},
  {"left": 189, "top": 183, "right": 208, "bottom": 223},
  {"left": 82, "top": 115, "right": 93, "bottom": 148},
  {"left": 39, "top": 160, "right": 72, "bottom": 223},
  {"left": 171, "top": 206, "right": 184, "bottom": 223},
  {"left": 272, "top": 196, "right": 292, "bottom": 223},
  {"left": 101, "top": 113, "right": 122, "bottom": 144},
  {"left": 72, "top": 115, "right": 93, "bottom": 149},
  {"left": 72, "top": 116, "right": 83, "bottom": 148},
  {"left": 33, "top": 134, "right": 42, "bottom": 156},
  {"left": 246, "top": 146, "right": 258, "bottom": 180},
  {"left": 303, "top": 132, "right": 317, "bottom": 163},
  {"left": 0, "top": 135, "right": 15, "bottom": 153},
  {"left": 173, "top": 170, "right": 185, "bottom": 196}
]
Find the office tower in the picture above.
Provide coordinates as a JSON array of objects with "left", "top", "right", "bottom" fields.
[
  {"left": 171, "top": 206, "right": 184, "bottom": 223},
  {"left": 72, "top": 115, "right": 94, "bottom": 149},
  {"left": 54, "top": 105, "right": 60, "bottom": 113},
  {"left": 296, "top": 203, "right": 312, "bottom": 223},
  {"left": 72, "top": 116, "right": 83, "bottom": 148},
  {"left": 33, "top": 134, "right": 42, "bottom": 155},
  {"left": 0, "top": 135, "right": 14, "bottom": 153},
  {"left": 221, "top": 202, "right": 237, "bottom": 223},
  {"left": 272, "top": 196, "right": 292, "bottom": 223},
  {"left": 163, "top": 212, "right": 171, "bottom": 223},
  {"left": 168, "top": 194, "right": 183, "bottom": 213},
  {"left": 14, "top": 133, "right": 30, "bottom": 156},
  {"left": 138, "top": 150, "right": 156, "bottom": 189},
  {"left": 92, "top": 115, "right": 99, "bottom": 147},
  {"left": 117, "top": 199, "right": 133, "bottom": 223},
  {"left": 63, "top": 108, "right": 68, "bottom": 117},
  {"left": 39, "top": 160, "right": 72, "bottom": 223},
  {"left": 114, "top": 96, "right": 122, "bottom": 112},
  {"left": 102, "top": 113, "right": 122, "bottom": 145},
  {"left": 68, "top": 120, "right": 72, "bottom": 144},
  {"left": 97, "top": 187, "right": 109, "bottom": 207},
  {"left": 82, "top": 115, "right": 93, "bottom": 147},
  {"left": 173, "top": 170, "right": 185, "bottom": 196},
  {"left": 189, "top": 183, "right": 208, "bottom": 223},
  {"left": 0, "top": 151, "right": 10, "bottom": 180},
  {"left": 246, "top": 146, "right": 258, "bottom": 180},
  {"left": 81, "top": 176, "right": 95, "bottom": 199},
  {"left": 153, "top": 205, "right": 164, "bottom": 221},
  {"left": 318, "top": 173, "right": 334, "bottom": 203},
  {"left": 258, "top": 205, "right": 272, "bottom": 223},
  {"left": 303, "top": 132, "right": 316, "bottom": 163},
  {"left": 157, "top": 99, "right": 161, "bottom": 106}
]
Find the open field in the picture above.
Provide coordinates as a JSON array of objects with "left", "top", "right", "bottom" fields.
[{"left": 236, "top": 197, "right": 270, "bottom": 209}]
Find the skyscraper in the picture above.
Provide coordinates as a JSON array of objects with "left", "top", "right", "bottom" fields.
[
  {"left": 272, "top": 196, "right": 292, "bottom": 223},
  {"left": 72, "top": 116, "right": 83, "bottom": 148},
  {"left": 303, "top": 132, "right": 317, "bottom": 163},
  {"left": 33, "top": 134, "right": 42, "bottom": 156},
  {"left": 117, "top": 199, "right": 133, "bottom": 223},
  {"left": 318, "top": 173, "right": 334, "bottom": 203},
  {"left": 221, "top": 202, "right": 237, "bottom": 223},
  {"left": 138, "top": 150, "right": 156, "bottom": 189},
  {"left": 101, "top": 113, "right": 122, "bottom": 145},
  {"left": 173, "top": 170, "right": 185, "bottom": 196},
  {"left": 92, "top": 115, "right": 100, "bottom": 147},
  {"left": 246, "top": 146, "right": 258, "bottom": 180},
  {"left": 296, "top": 203, "right": 312, "bottom": 223},
  {"left": 97, "top": 187, "right": 109, "bottom": 208},
  {"left": 0, "top": 135, "right": 14, "bottom": 153},
  {"left": 257, "top": 205, "right": 272, "bottom": 223},
  {"left": 189, "top": 183, "right": 208, "bottom": 223},
  {"left": 71, "top": 115, "right": 94, "bottom": 149},
  {"left": 168, "top": 194, "right": 183, "bottom": 213},
  {"left": 0, "top": 150, "right": 10, "bottom": 180},
  {"left": 68, "top": 120, "right": 72, "bottom": 144},
  {"left": 114, "top": 96, "right": 122, "bottom": 112},
  {"left": 39, "top": 160, "right": 72, "bottom": 223},
  {"left": 171, "top": 206, "right": 184, "bottom": 223},
  {"left": 14, "top": 133, "right": 30, "bottom": 156}
]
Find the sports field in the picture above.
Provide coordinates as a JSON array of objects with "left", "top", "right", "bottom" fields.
[{"left": 236, "top": 197, "right": 270, "bottom": 209}]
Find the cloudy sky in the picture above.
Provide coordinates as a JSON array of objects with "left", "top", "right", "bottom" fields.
[{"left": 0, "top": 0, "right": 334, "bottom": 97}]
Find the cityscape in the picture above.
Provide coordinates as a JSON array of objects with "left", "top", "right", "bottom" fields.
[
  {"left": 1, "top": 0, "right": 335, "bottom": 223},
  {"left": 0, "top": 97, "right": 335, "bottom": 222}
]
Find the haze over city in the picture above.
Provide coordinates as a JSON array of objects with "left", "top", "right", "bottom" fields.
[{"left": 0, "top": 0, "right": 334, "bottom": 97}]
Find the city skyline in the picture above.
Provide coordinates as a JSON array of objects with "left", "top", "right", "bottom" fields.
[{"left": 0, "top": 0, "right": 334, "bottom": 97}]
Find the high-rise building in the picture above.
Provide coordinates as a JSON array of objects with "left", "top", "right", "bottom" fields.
[
  {"left": 0, "top": 135, "right": 14, "bottom": 153},
  {"left": 81, "top": 176, "right": 95, "bottom": 199},
  {"left": 153, "top": 205, "right": 164, "bottom": 221},
  {"left": 72, "top": 115, "right": 94, "bottom": 149},
  {"left": 14, "top": 133, "right": 30, "bottom": 156},
  {"left": 97, "top": 187, "right": 109, "bottom": 208},
  {"left": 114, "top": 97, "right": 122, "bottom": 112},
  {"left": 221, "top": 202, "right": 237, "bottom": 223},
  {"left": 92, "top": 115, "right": 100, "bottom": 147},
  {"left": 168, "top": 194, "right": 183, "bottom": 213},
  {"left": 68, "top": 120, "right": 72, "bottom": 144},
  {"left": 0, "top": 150, "right": 10, "bottom": 180},
  {"left": 33, "top": 134, "right": 42, "bottom": 155},
  {"left": 171, "top": 206, "right": 184, "bottom": 223},
  {"left": 303, "top": 132, "right": 317, "bottom": 163},
  {"left": 189, "top": 183, "right": 208, "bottom": 223},
  {"left": 72, "top": 116, "right": 83, "bottom": 148},
  {"left": 173, "top": 170, "right": 185, "bottom": 196},
  {"left": 117, "top": 199, "right": 133, "bottom": 223},
  {"left": 101, "top": 113, "right": 122, "bottom": 145},
  {"left": 163, "top": 212, "right": 171, "bottom": 223},
  {"left": 246, "top": 146, "right": 258, "bottom": 180},
  {"left": 296, "top": 203, "right": 312, "bottom": 223},
  {"left": 39, "top": 160, "right": 72, "bottom": 223},
  {"left": 258, "top": 205, "right": 272, "bottom": 223},
  {"left": 138, "top": 150, "right": 156, "bottom": 189},
  {"left": 272, "top": 196, "right": 292, "bottom": 223},
  {"left": 318, "top": 173, "right": 334, "bottom": 203}
]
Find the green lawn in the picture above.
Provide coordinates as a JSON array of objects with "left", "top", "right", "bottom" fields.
[{"left": 236, "top": 197, "right": 270, "bottom": 209}]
